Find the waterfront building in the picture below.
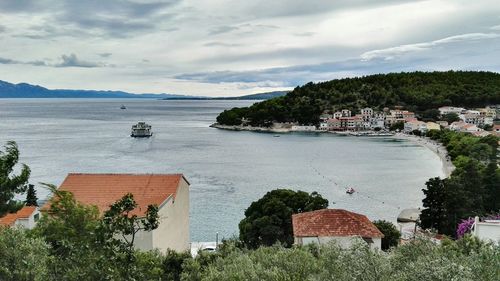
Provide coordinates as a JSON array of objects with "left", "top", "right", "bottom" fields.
[
  {"left": 333, "top": 112, "right": 343, "bottom": 119},
  {"left": 341, "top": 109, "right": 351, "bottom": 117},
  {"left": 439, "top": 106, "right": 466, "bottom": 115},
  {"left": 0, "top": 206, "right": 40, "bottom": 229},
  {"left": 472, "top": 216, "right": 500, "bottom": 245},
  {"left": 52, "top": 173, "right": 191, "bottom": 252},
  {"left": 426, "top": 122, "right": 441, "bottom": 131},
  {"left": 292, "top": 209, "right": 384, "bottom": 250}
]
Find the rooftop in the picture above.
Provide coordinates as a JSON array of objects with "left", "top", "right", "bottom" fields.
[
  {"left": 292, "top": 209, "right": 384, "bottom": 238},
  {"left": 0, "top": 206, "right": 37, "bottom": 226},
  {"left": 51, "top": 173, "right": 188, "bottom": 216}
]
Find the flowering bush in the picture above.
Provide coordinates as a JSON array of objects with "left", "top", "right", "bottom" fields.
[{"left": 456, "top": 217, "right": 475, "bottom": 238}]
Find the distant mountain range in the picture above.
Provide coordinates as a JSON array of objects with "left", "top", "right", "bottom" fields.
[{"left": 0, "top": 80, "right": 288, "bottom": 100}]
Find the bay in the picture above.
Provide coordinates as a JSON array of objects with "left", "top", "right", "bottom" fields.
[{"left": 0, "top": 99, "right": 443, "bottom": 241}]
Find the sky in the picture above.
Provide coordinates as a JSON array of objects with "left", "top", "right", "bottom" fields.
[{"left": 0, "top": 0, "right": 499, "bottom": 97}]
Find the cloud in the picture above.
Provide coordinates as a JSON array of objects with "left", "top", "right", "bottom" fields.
[
  {"left": 203, "top": 41, "right": 242, "bottom": 47},
  {"left": 98, "top": 53, "right": 112, "bottom": 58},
  {"left": 361, "top": 33, "right": 500, "bottom": 61},
  {"left": 208, "top": 25, "right": 239, "bottom": 35},
  {"left": 0, "top": 57, "right": 19, "bottom": 64},
  {"left": 56, "top": 54, "right": 103, "bottom": 68}
]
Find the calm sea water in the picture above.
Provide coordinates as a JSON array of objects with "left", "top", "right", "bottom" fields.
[{"left": 0, "top": 99, "right": 443, "bottom": 241}]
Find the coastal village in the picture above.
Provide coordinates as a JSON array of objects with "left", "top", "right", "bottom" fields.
[{"left": 292, "top": 105, "right": 499, "bottom": 137}]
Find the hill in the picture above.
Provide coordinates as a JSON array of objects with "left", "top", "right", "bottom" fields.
[
  {"left": 0, "top": 80, "right": 288, "bottom": 100},
  {"left": 0, "top": 80, "right": 191, "bottom": 99},
  {"left": 159, "top": 90, "right": 288, "bottom": 100},
  {"left": 215, "top": 71, "right": 500, "bottom": 126}
]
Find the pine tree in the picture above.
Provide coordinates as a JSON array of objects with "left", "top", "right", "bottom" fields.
[
  {"left": 25, "top": 184, "right": 38, "bottom": 206},
  {"left": 0, "top": 141, "right": 31, "bottom": 216}
]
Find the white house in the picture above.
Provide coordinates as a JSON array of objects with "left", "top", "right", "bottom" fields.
[
  {"left": 439, "top": 106, "right": 466, "bottom": 115},
  {"left": 472, "top": 216, "right": 500, "bottom": 245},
  {"left": 292, "top": 209, "right": 384, "bottom": 250},
  {"left": 0, "top": 206, "right": 40, "bottom": 229},
  {"left": 53, "top": 173, "right": 190, "bottom": 252}
]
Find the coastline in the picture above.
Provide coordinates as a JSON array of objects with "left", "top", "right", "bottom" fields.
[{"left": 392, "top": 132, "right": 454, "bottom": 178}]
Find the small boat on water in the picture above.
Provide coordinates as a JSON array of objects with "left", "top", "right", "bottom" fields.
[
  {"left": 346, "top": 187, "right": 355, "bottom": 194},
  {"left": 274, "top": 135, "right": 280, "bottom": 137},
  {"left": 131, "top": 122, "right": 153, "bottom": 138},
  {"left": 120, "top": 104, "right": 127, "bottom": 109}
]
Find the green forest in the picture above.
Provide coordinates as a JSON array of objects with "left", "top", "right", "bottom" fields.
[{"left": 216, "top": 71, "right": 500, "bottom": 126}]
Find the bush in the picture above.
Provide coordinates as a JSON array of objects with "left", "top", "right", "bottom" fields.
[
  {"left": 373, "top": 220, "right": 401, "bottom": 251},
  {"left": 0, "top": 227, "right": 50, "bottom": 281}
]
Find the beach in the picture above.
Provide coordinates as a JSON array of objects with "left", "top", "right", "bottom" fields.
[{"left": 394, "top": 132, "right": 455, "bottom": 178}]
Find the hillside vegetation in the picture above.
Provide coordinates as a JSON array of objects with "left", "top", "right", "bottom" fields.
[{"left": 216, "top": 71, "right": 500, "bottom": 126}]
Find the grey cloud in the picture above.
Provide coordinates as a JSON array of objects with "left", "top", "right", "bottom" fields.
[
  {"left": 56, "top": 54, "right": 103, "bottom": 68},
  {"left": 361, "top": 33, "right": 500, "bottom": 60},
  {"left": 98, "top": 53, "right": 113, "bottom": 58},
  {"left": 176, "top": 33, "right": 500, "bottom": 87},
  {"left": 0, "top": 25, "right": 6, "bottom": 33},
  {"left": 203, "top": 41, "right": 242, "bottom": 47},
  {"left": 0, "top": 57, "right": 19, "bottom": 64},
  {"left": 208, "top": 25, "right": 239, "bottom": 35}
]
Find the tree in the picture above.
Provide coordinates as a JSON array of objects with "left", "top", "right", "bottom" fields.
[
  {"left": 373, "top": 220, "right": 401, "bottom": 251},
  {"left": 25, "top": 184, "right": 38, "bottom": 206},
  {"left": 0, "top": 227, "right": 50, "bottom": 281},
  {"left": 420, "top": 177, "right": 447, "bottom": 232},
  {"left": 239, "top": 189, "right": 328, "bottom": 248},
  {"left": 100, "top": 193, "right": 159, "bottom": 263},
  {"left": 0, "top": 141, "right": 31, "bottom": 217},
  {"left": 441, "top": 112, "right": 460, "bottom": 123},
  {"left": 389, "top": 121, "right": 404, "bottom": 131}
]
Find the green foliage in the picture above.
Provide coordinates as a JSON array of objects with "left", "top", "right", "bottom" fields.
[
  {"left": 100, "top": 193, "right": 159, "bottom": 262},
  {"left": 35, "top": 187, "right": 162, "bottom": 280},
  {"left": 441, "top": 112, "right": 461, "bottom": 123},
  {"left": 162, "top": 249, "right": 195, "bottom": 281},
  {"left": 239, "top": 189, "right": 328, "bottom": 248},
  {"left": 25, "top": 184, "right": 38, "bottom": 206},
  {"left": 0, "top": 141, "right": 31, "bottom": 216},
  {"left": 373, "top": 220, "right": 401, "bottom": 251},
  {"left": 0, "top": 227, "right": 50, "bottom": 281},
  {"left": 420, "top": 130, "right": 499, "bottom": 237},
  {"left": 181, "top": 239, "right": 499, "bottom": 281},
  {"left": 389, "top": 121, "right": 404, "bottom": 131},
  {"left": 421, "top": 108, "right": 441, "bottom": 121},
  {"left": 216, "top": 71, "right": 500, "bottom": 126}
]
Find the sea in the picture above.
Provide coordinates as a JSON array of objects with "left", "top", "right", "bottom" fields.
[{"left": 0, "top": 99, "right": 444, "bottom": 241}]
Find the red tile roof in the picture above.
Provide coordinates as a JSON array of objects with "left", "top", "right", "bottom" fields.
[
  {"left": 292, "top": 209, "right": 384, "bottom": 238},
  {"left": 0, "top": 206, "right": 37, "bottom": 226},
  {"left": 52, "top": 173, "right": 187, "bottom": 216}
]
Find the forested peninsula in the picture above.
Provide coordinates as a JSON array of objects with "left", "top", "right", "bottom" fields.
[{"left": 216, "top": 71, "right": 500, "bottom": 126}]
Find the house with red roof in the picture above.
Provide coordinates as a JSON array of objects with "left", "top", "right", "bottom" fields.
[
  {"left": 52, "top": 173, "right": 190, "bottom": 252},
  {"left": 292, "top": 209, "right": 384, "bottom": 250},
  {"left": 0, "top": 206, "right": 40, "bottom": 229}
]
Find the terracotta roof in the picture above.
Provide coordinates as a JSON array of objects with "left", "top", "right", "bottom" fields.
[
  {"left": 0, "top": 206, "right": 37, "bottom": 226},
  {"left": 52, "top": 173, "right": 187, "bottom": 216},
  {"left": 292, "top": 209, "right": 384, "bottom": 238}
]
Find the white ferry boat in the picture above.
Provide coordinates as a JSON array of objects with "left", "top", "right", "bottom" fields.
[{"left": 131, "top": 122, "right": 153, "bottom": 138}]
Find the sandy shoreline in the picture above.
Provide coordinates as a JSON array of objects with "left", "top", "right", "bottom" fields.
[{"left": 393, "top": 133, "right": 455, "bottom": 178}]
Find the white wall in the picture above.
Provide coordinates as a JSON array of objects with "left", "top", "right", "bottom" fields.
[
  {"left": 13, "top": 208, "right": 40, "bottom": 229},
  {"left": 296, "top": 235, "right": 381, "bottom": 250},
  {"left": 152, "top": 178, "right": 190, "bottom": 252},
  {"left": 474, "top": 219, "right": 500, "bottom": 244}
]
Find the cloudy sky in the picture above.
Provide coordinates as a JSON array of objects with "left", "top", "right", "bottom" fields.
[{"left": 0, "top": 0, "right": 499, "bottom": 96}]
